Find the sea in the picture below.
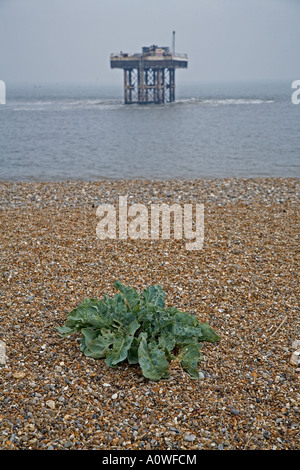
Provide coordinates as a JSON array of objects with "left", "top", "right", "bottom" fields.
[{"left": 0, "top": 80, "right": 299, "bottom": 181}]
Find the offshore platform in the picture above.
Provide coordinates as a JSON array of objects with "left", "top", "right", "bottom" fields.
[{"left": 110, "top": 32, "right": 188, "bottom": 104}]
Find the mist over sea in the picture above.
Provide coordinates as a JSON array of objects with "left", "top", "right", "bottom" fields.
[{"left": 0, "top": 80, "right": 299, "bottom": 181}]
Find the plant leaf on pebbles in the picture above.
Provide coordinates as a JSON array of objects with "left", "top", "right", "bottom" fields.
[{"left": 57, "top": 282, "right": 220, "bottom": 380}]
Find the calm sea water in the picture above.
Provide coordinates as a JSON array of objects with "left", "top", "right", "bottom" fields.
[{"left": 0, "top": 80, "right": 299, "bottom": 181}]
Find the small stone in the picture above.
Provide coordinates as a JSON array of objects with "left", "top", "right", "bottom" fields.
[
  {"left": 44, "top": 409, "right": 56, "bottom": 417},
  {"left": 64, "top": 441, "right": 73, "bottom": 449},
  {"left": 169, "top": 427, "right": 180, "bottom": 434},
  {"left": 229, "top": 407, "right": 240, "bottom": 416},
  {"left": 0, "top": 341, "right": 7, "bottom": 365},
  {"left": 111, "top": 393, "right": 118, "bottom": 400},
  {"left": 184, "top": 433, "right": 196, "bottom": 442},
  {"left": 46, "top": 400, "right": 56, "bottom": 410},
  {"left": 290, "top": 350, "right": 300, "bottom": 366},
  {"left": 13, "top": 371, "right": 25, "bottom": 379}
]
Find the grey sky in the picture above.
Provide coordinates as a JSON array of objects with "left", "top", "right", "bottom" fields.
[{"left": 0, "top": 0, "right": 299, "bottom": 84}]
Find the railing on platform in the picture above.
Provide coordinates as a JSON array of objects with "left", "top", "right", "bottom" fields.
[{"left": 110, "top": 52, "right": 188, "bottom": 59}]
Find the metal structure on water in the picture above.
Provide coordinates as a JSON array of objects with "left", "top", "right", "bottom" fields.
[{"left": 110, "top": 32, "right": 188, "bottom": 104}]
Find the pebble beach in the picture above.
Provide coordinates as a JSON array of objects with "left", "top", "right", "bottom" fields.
[{"left": 0, "top": 177, "right": 299, "bottom": 451}]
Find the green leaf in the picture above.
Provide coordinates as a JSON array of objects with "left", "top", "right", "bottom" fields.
[
  {"left": 173, "top": 323, "right": 202, "bottom": 346},
  {"left": 158, "top": 324, "right": 176, "bottom": 352},
  {"left": 199, "top": 323, "right": 221, "bottom": 342},
  {"left": 142, "top": 285, "right": 165, "bottom": 309},
  {"left": 105, "top": 331, "right": 135, "bottom": 367},
  {"left": 138, "top": 334, "right": 169, "bottom": 381},
  {"left": 62, "top": 300, "right": 102, "bottom": 330},
  {"left": 180, "top": 343, "right": 203, "bottom": 379},
  {"left": 114, "top": 281, "right": 140, "bottom": 312},
  {"left": 127, "top": 336, "right": 140, "bottom": 364},
  {"left": 80, "top": 327, "right": 98, "bottom": 351},
  {"left": 82, "top": 328, "right": 115, "bottom": 358},
  {"left": 173, "top": 310, "right": 199, "bottom": 328},
  {"left": 56, "top": 325, "right": 76, "bottom": 337},
  {"left": 113, "top": 310, "right": 140, "bottom": 336}
]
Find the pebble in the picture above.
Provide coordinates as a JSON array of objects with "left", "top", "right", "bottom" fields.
[
  {"left": 0, "top": 178, "right": 299, "bottom": 451},
  {"left": 0, "top": 341, "right": 7, "bottom": 365},
  {"left": 64, "top": 441, "right": 73, "bottom": 449},
  {"left": 12, "top": 371, "right": 25, "bottom": 379},
  {"left": 184, "top": 434, "right": 196, "bottom": 442},
  {"left": 46, "top": 400, "right": 56, "bottom": 410},
  {"left": 290, "top": 350, "right": 300, "bottom": 366}
]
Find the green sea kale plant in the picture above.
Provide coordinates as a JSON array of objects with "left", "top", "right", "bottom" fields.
[{"left": 57, "top": 282, "right": 220, "bottom": 381}]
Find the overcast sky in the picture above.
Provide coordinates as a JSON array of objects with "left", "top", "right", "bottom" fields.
[{"left": 0, "top": 0, "right": 299, "bottom": 85}]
